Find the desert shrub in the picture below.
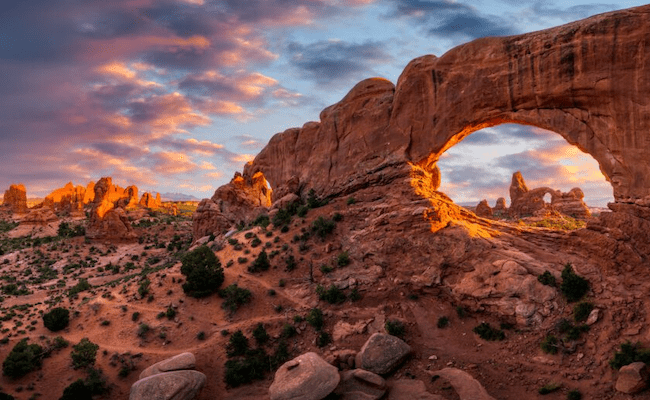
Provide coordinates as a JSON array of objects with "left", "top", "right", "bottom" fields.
[
  {"left": 385, "top": 320, "right": 405, "bottom": 337},
  {"left": 219, "top": 284, "right": 252, "bottom": 313},
  {"left": 538, "top": 271, "right": 556, "bottom": 287},
  {"left": 336, "top": 251, "right": 350, "bottom": 266},
  {"left": 456, "top": 306, "right": 467, "bottom": 318},
  {"left": 306, "top": 308, "right": 324, "bottom": 330},
  {"left": 180, "top": 245, "right": 225, "bottom": 298},
  {"left": 0, "top": 392, "right": 13, "bottom": 400},
  {"left": 248, "top": 250, "right": 270, "bottom": 273},
  {"left": 320, "top": 264, "right": 333, "bottom": 274},
  {"left": 538, "top": 382, "right": 561, "bottom": 394},
  {"left": 59, "top": 379, "right": 92, "bottom": 400},
  {"left": 272, "top": 201, "right": 300, "bottom": 227},
  {"left": 437, "top": 316, "right": 449, "bottom": 329},
  {"left": 282, "top": 323, "right": 297, "bottom": 338},
  {"left": 560, "top": 263, "right": 589, "bottom": 302},
  {"left": 252, "top": 214, "right": 270, "bottom": 228},
  {"left": 540, "top": 334, "right": 558, "bottom": 354},
  {"left": 567, "top": 389, "right": 582, "bottom": 400},
  {"left": 131, "top": 312, "right": 140, "bottom": 322},
  {"left": 573, "top": 302, "right": 594, "bottom": 323},
  {"left": 2, "top": 338, "right": 43, "bottom": 378},
  {"left": 346, "top": 197, "right": 356, "bottom": 205},
  {"left": 316, "top": 331, "right": 331, "bottom": 347},
  {"left": 296, "top": 205, "right": 309, "bottom": 218},
  {"left": 473, "top": 322, "right": 505, "bottom": 341},
  {"left": 165, "top": 306, "right": 176, "bottom": 320},
  {"left": 43, "top": 307, "right": 69, "bottom": 332},
  {"left": 52, "top": 336, "right": 69, "bottom": 349},
  {"left": 332, "top": 212, "right": 343, "bottom": 222},
  {"left": 137, "top": 279, "right": 150, "bottom": 298},
  {"left": 312, "top": 216, "right": 336, "bottom": 239},
  {"left": 227, "top": 330, "right": 249, "bottom": 357},
  {"left": 306, "top": 189, "right": 327, "bottom": 208},
  {"left": 316, "top": 284, "right": 346, "bottom": 304},
  {"left": 349, "top": 288, "right": 361, "bottom": 302},
  {"left": 253, "top": 323, "right": 270, "bottom": 346},
  {"left": 68, "top": 278, "right": 91, "bottom": 297},
  {"left": 250, "top": 237, "right": 262, "bottom": 248},
  {"left": 609, "top": 341, "right": 650, "bottom": 370},
  {"left": 271, "top": 340, "right": 290, "bottom": 369},
  {"left": 197, "top": 331, "right": 206, "bottom": 340},
  {"left": 137, "top": 323, "right": 150, "bottom": 337},
  {"left": 71, "top": 338, "right": 99, "bottom": 369}
]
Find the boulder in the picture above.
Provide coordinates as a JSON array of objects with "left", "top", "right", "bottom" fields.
[
  {"left": 129, "top": 370, "right": 206, "bottom": 400},
  {"left": 269, "top": 352, "right": 340, "bottom": 400},
  {"left": 355, "top": 333, "right": 411, "bottom": 375},
  {"left": 429, "top": 368, "right": 496, "bottom": 400},
  {"left": 3, "top": 184, "right": 28, "bottom": 214},
  {"left": 615, "top": 362, "right": 649, "bottom": 394},
  {"left": 387, "top": 379, "right": 445, "bottom": 400},
  {"left": 139, "top": 353, "right": 196, "bottom": 380},
  {"left": 333, "top": 369, "right": 386, "bottom": 400}
]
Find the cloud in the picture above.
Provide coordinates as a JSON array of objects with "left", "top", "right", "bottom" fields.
[
  {"left": 287, "top": 39, "right": 392, "bottom": 85},
  {"left": 152, "top": 151, "right": 198, "bottom": 175},
  {"left": 384, "top": 0, "right": 517, "bottom": 40},
  {"left": 232, "top": 135, "right": 266, "bottom": 150},
  {"left": 530, "top": 2, "right": 621, "bottom": 21}
]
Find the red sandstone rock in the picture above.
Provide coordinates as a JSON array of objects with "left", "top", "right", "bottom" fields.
[
  {"left": 139, "top": 192, "right": 161, "bottom": 209},
  {"left": 2, "top": 184, "right": 28, "bottom": 214},
  {"left": 87, "top": 177, "right": 136, "bottom": 241},
  {"left": 475, "top": 200, "right": 493, "bottom": 218},
  {"left": 43, "top": 182, "right": 88, "bottom": 215},
  {"left": 21, "top": 208, "right": 58, "bottom": 225},
  {"left": 508, "top": 172, "right": 590, "bottom": 218}
]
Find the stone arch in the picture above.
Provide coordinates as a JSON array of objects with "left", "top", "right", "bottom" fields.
[{"left": 390, "top": 5, "right": 650, "bottom": 201}]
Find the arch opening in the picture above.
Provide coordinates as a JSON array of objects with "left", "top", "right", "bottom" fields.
[{"left": 432, "top": 123, "right": 614, "bottom": 226}]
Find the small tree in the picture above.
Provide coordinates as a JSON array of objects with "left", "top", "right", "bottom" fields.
[
  {"left": 71, "top": 338, "right": 99, "bottom": 369},
  {"left": 560, "top": 263, "right": 589, "bottom": 302},
  {"left": 180, "top": 245, "right": 225, "bottom": 298},
  {"left": 248, "top": 250, "right": 270, "bottom": 273},
  {"left": 2, "top": 339, "right": 43, "bottom": 378},
  {"left": 253, "top": 323, "right": 270, "bottom": 346},
  {"left": 43, "top": 307, "right": 70, "bottom": 332}
]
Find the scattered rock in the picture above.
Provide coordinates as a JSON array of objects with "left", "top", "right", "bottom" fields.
[
  {"left": 129, "top": 370, "right": 206, "bottom": 400},
  {"left": 269, "top": 352, "right": 340, "bottom": 400},
  {"left": 334, "top": 369, "right": 386, "bottom": 400},
  {"left": 139, "top": 353, "right": 196, "bottom": 379},
  {"left": 615, "top": 362, "right": 649, "bottom": 394},
  {"left": 355, "top": 333, "right": 411, "bottom": 375},
  {"left": 333, "top": 320, "right": 369, "bottom": 342},
  {"left": 429, "top": 368, "right": 496, "bottom": 400},
  {"left": 586, "top": 308, "right": 600, "bottom": 325}
]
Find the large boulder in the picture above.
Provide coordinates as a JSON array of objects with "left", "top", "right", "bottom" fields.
[
  {"left": 139, "top": 353, "right": 196, "bottom": 380},
  {"left": 333, "top": 369, "right": 386, "bottom": 400},
  {"left": 615, "top": 362, "right": 649, "bottom": 394},
  {"left": 3, "top": 184, "right": 28, "bottom": 214},
  {"left": 269, "top": 352, "right": 340, "bottom": 400},
  {"left": 129, "top": 370, "right": 206, "bottom": 400},
  {"left": 355, "top": 333, "right": 411, "bottom": 375},
  {"left": 387, "top": 380, "right": 445, "bottom": 400}
]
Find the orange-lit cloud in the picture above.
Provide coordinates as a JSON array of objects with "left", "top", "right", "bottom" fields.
[{"left": 153, "top": 151, "right": 198, "bottom": 174}]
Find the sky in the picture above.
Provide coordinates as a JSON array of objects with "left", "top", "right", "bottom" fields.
[{"left": 1, "top": 0, "right": 644, "bottom": 206}]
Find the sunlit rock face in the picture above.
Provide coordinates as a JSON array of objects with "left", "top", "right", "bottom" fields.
[
  {"left": 198, "top": 5, "right": 650, "bottom": 261},
  {"left": 508, "top": 172, "right": 590, "bottom": 218},
  {"left": 192, "top": 171, "right": 272, "bottom": 239},
  {"left": 139, "top": 192, "right": 161, "bottom": 208},
  {"left": 86, "top": 177, "right": 136, "bottom": 241},
  {"left": 43, "top": 182, "right": 88, "bottom": 215},
  {"left": 2, "top": 184, "right": 28, "bottom": 214}
]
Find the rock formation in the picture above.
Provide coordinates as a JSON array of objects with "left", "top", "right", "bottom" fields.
[
  {"left": 43, "top": 182, "right": 89, "bottom": 215},
  {"left": 355, "top": 333, "right": 411, "bottom": 375},
  {"left": 86, "top": 177, "right": 137, "bottom": 241},
  {"left": 2, "top": 184, "right": 28, "bottom": 214},
  {"left": 130, "top": 352, "right": 205, "bottom": 400},
  {"left": 269, "top": 352, "right": 340, "bottom": 400},
  {"left": 139, "top": 192, "right": 161, "bottom": 209},
  {"left": 493, "top": 197, "right": 507, "bottom": 214},
  {"left": 21, "top": 208, "right": 58, "bottom": 225},
  {"left": 508, "top": 172, "right": 590, "bottom": 218},
  {"left": 192, "top": 172, "right": 271, "bottom": 239},
  {"left": 475, "top": 200, "right": 493, "bottom": 218}
]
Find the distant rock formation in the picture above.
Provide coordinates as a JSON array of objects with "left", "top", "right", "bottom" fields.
[
  {"left": 475, "top": 200, "right": 493, "bottom": 218},
  {"left": 2, "top": 184, "right": 28, "bottom": 214},
  {"left": 43, "top": 182, "right": 89, "bottom": 215},
  {"left": 21, "top": 208, "right": 58, "bottom": 225},
  {"left": 493, "top": 198, "right": 507, "bottom": 214},
  {"left": 508, "top": 172, "right": 590, "bottom": 218},
  {"left": 86, "top": 177, "right": 136, "bottom": 241},
  {"left": 192, "top": 172, "right": 272, "bottom": 239},
  {"left": 139, "top": 192, "right": 161, "bottom": 209}
]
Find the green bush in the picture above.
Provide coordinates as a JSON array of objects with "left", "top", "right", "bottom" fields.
[
  {"left": 437, "top": 316, "right": 449, "bottom": 328},
  {"left": 282, "top": 323, "right": 297, "bottom": 338},
  {"left": 71, "top": 338, "right": 99, "bottom": 369},
  {"left": 248, "top": 250, "right": 270, "bottom": 273},
  {"left": 537, "top": 271, "right": 556, "bottom": 287},
  {"left": 573, "top": 302, "right": 594, "bottom": 323},
  {"left": 68, "top": 278, "right": 91, "bottom": 297},
  {"left": 252, "top": 214, "right": 270, "bottom": 228},
  {"left": 316, "top": 284, "right": 346, "bottom": 304},
  {"left": 219, "top": 284, "right": 252, "bottom": 313},
  {"left": 316, "top": 331, "right": 331, "bottom": 347},
  {"left": 346, "top": 197, "right": 356, "bottom": 205},
  {"left": 312, "top": 217, "right": 336, "bottom": 239},
  {"left": 567, "top": 389, "right": 582, "bottom": 400},
  {"left": 43, "top": 307, "right": 70, "bottom": 332},
  {"left": 165, "top": 306, "right": 176, "bottom": 320},
  {"left": 609, "top": 341, "right": 650, "bottom": 370},
  {"left": 138, "top": 279, "right": 150, "bottom": 298},
  {"left": 306, "top": 308, "right": 324, "bottom": 330},
  {"left": 336, "top": 251, "right": 350, "bottom": 266},
  {"left": 385, "top": 320, "right": 405, "bottom": 337},
  {"left": 227, "top": 330, "right": 249, "bottom": 357},
  {"left": 560, "top": 263, "right": 589, "bottom": 302},
  {"left": 2, "top": 338, "right": 43, "bottom": 378},
  {"left": 59, "top": 379, "right": 92, "bottom": 400},
  {"left": 253, "top": 323, "right": 270, "bottom": 346},
  {"left": 180, "top": 245, "right": 225, "bottom": 298},
  {"left": 473, "top": 323, "right": 505, "bottom": 341},
  {"left": 538, "top": 382, "right": 561, "bottom": 395},
  {"left": 307, "top": 189, "right": 327, "bottom": 208},
  {"left": 285, "top": 255, "right": 296, "bottom": 272},
  {"left": 540, "top": 334, "right": 558, "bottom": 354}
]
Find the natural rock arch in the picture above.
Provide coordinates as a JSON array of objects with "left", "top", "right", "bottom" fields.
[{"left": 196, "top": 5, "right": 650, "bottom": 249}]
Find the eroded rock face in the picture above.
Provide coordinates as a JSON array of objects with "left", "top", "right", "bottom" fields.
[
  {"left": 475, "top": 200, "right": 493, "bottom": 218},
  {"left": 43, "top": 182, "right": 89, "bottom": 215},
  {"left": 269, "top": 352, "right": 340, "bottom": 400},
  {"left": 508, "top": 172, "right": 590, "bottom": 218},
  {"left": 87, "top": 177, "right": 136, "bottom": 241},
  {"left": 139, "top": 353, "right": 196, "bottom": 380},
  {"left": 355, "top": 333, "right": 411, "bottom": 375},
  {"left": 140, "top": 192, "right": 162, "bottom": 209},
  {"left": 192, "top": 172, "right": 271, "bottom": 239},
  {"left": 129, "top": 370, "right": 206, "bottom": 400},
  {"left": 3, "top": 184, "right": 28, "bottom": 214},
  {"left": 21, "top": 209, "right": 58, "bottom": 225}
]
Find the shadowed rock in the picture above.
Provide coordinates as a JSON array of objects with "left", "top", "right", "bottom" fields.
[
  {"left": 139, "top": 353, "right": 196, "bottom": 380},
  {"left": 129, "top": 370, "right": 206, "bottom": 400},
  {"left": 2, "top": 184, "right": 28, "bottom": 214},
  {"left": 616, "top": 362, "right": 649, "bottom": 394},
  {"left": 334, "top": 369, "right": 386, "bottom": 400},
  {"left": 355, "top": 333, "right": 411, "bottom": 375}
]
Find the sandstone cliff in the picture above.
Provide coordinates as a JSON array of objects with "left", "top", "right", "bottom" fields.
[
  {"left": 140, "top": 192, "right": 162, "bottom": 209},
  {"left": 43, "top": 182, "right": 88, "bottom": 215},
  {"left": 86, "top": 177, "right": 137, "bottom": 241},
  {"left": 2, "top": 184, "right": 28, "bottom": 214}
]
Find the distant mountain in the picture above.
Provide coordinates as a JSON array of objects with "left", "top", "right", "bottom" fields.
[{"left": 160, "top": 192, "right": 201, "bottom": 202}]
